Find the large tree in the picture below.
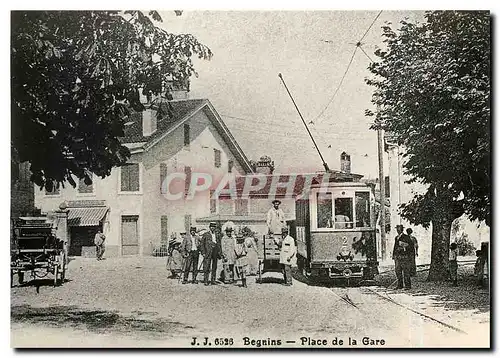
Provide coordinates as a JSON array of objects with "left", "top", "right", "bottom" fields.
[
  {"left": 366, "top": 11, "right": 490, "bottom": 281},
  {"left": 12, "top": 11, "right": 212, "bottom": 191}
]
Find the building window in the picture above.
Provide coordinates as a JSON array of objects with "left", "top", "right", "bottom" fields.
[
  {"left": 184, "top": 124, "right": 190, "bottom": 146},
  {"left": 334, "top": 197, "right": 354, "bottom": 229},
  {"left": 218, "top": 199, "right": 233, "bottom": 215},
  {"left": 228, "top": 159, "right": 234, "bottom": 173},
  {"left": 45, "top": 182, "right": 60, "bottom": 196},
  {"left": 184, "top": 166, "right": 192, "bottom": 196},
  {"left": 160, "top": 163, "right": 168, "bottom": 193},
  {"left": 214, "top": 149, "right": 221, "bottom": 168},
  {"left": 120, "top": 163, "right": 140, "bottom": 192},
  {"left": 384, "top": 176, "right": 390, "bottom": 198},
  {"left": 235, "top": 198, "right": 249, "bottom": 215},
  {"left": 161, "top": 216, "right": 169, "bottom": 245},
  {"left": 210, "top": 190, "right": 217, "bottom": 214},
  {"left": 355, "top": 192, "right": 370, "bottom": 228},
  {"left": 78, "top": 177, "right": 94, "bottom": 194},
  {"left": 317, "top": 192, "right": 332, "bottom": 228}
]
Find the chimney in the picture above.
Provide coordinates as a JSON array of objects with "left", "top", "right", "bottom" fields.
[
  {"left": 255, "top": 156, "right": 275, "bottom": 175},
  {"left": 142, "top": 109, "right": 157, "bottom": 137},
  {"left": 340, "top": 152, "right": 351, "bottom": 174}
]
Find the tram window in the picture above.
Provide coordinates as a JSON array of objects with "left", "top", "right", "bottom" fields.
[
  {"left": 355, "top": 192, "right": 370, "bottom": 228},
  {"left": 334, "top": 197, "right": 353, "bottom": 229},
  {"left": 317, "top": 192, "right": 333, "bottom": 228}
]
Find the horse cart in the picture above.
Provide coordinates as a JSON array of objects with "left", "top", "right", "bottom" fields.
[{"left": 11, "top": 217, "right": 67, "bottom": 287}]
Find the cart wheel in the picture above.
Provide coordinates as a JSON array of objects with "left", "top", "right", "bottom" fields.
[{"left": 53, "top": 264, "right": 59, "bottom": 287}]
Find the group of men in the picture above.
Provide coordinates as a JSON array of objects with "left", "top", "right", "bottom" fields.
[
  {"left": 392, "top": 224, "right": 419, "bottom": 290},
  {"left": 177, "top": 222, "right": 221, "bottom": 286},
  {"left": 175, "top": 199, "right": 297, "bottom": 287}
]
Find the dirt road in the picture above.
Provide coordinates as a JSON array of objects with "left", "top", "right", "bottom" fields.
[{"left": 11, "top": 257, "right": 489, "bottom": 348}]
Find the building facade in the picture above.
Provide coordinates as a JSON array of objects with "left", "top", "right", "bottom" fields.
[
  {"left": 385, "top": 136, "right": 489, "bottom": 263},
  {"left": 35, "top": 98, "right": 253, "bottom": 257}
]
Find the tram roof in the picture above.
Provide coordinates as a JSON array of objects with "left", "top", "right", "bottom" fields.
[{"left": 217, "top": 171, "right": 366, "bottom": 199}]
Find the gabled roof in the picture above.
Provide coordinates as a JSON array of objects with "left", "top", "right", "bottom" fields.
[
  {"left": 119, "top": 98, "right": 253, "bottom": 173},
  {"left": 121, "top": 99, "right": 205, "bottom": 144}
]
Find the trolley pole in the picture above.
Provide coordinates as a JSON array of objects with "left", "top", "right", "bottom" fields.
[{"left": 377, "top": 126, "right": 387, "bottom": 261}]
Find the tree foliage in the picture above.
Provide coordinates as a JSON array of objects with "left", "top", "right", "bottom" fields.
[
  {"left": 11, "top": 11, "right": 212, "bottom": 191},
  {"left": 366, "top": 11, "right": 490, "bottom": 226}
]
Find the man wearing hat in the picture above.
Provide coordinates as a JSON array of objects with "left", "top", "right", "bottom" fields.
[
  {"left": 392, "top": 224, "right": 414, "bottom": 289},
  {"left": 221, "top": 224, "right": 236, "bottom": 284},
  {"left": 279, "top": 227, "right": 297, "bottom": 286},
  {"left": 267, "top": 200, "right": 286, "bottom": 244},
  {"left": 200, "top": 222, "right": 222, "bottom": 285},
  {"left": 180, "top": 226, "right": 200, "bottom": 284}
]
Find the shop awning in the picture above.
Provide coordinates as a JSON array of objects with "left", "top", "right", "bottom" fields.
[{"left": 68, "top": 207, "right": 109, "bottom": 227}]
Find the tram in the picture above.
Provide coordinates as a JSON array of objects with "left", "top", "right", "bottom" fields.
[
  {"left": 291, "top": 179, "right": 378, "bottom": 282},
  {"left": 278, "top": 73, "right": 379, "bottom": 283}
]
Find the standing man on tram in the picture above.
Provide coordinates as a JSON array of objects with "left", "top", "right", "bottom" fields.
[{"left": 267, "top": 199, "right": 286, "bottom": 246}]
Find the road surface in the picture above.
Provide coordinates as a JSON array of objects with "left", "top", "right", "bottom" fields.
[{"left": 11, "top": 257, "right": 489, "bottom": 348}]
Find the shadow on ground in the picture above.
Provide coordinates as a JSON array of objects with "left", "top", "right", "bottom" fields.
[
  {"left": 255, "top": 276, "right": 284, "bottom": 284},
  {"left": 374, "top": 265, "right": 490, "bottom": 315},
  {"left": 11, "top": 304, "right": 195, "bottom": 338},
  {"left": 291, "top": 268, "right": 376, "bottom": 288},
  {"left": 13, "top": 278, "right": 73, "bottom": 289}
]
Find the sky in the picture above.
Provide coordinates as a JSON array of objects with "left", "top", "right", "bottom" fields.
[{"left": 157, "top": 10, "right": 424, "bottom": 179}]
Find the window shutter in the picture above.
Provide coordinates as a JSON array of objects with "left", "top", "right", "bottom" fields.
[
  {"left": 210, "top": 190, "right": 217, "bottom": 214},
  {"left": 384, "top": 176, "right": 390, "bottom": 198},
  {"left": 161, "top": 216, "right": 169, "bottom": 245},
  {"left": 121, "top": 164, "right": 140, "bottom": 192},
  {"left": 184, "top": 166, "right": 192, "bottom": 196},
  {"left": 214, "top": 149, "right": 221, "bottom": 168},
  {"left": 160, "top": 163, "right": 168, "bottom": 193}
]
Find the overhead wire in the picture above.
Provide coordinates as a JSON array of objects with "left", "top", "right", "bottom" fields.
[
  {"left": 311, "top": 46, "right": 358, "bottom": 124},
  {"left": 313, "top": 10, "right": 383, "bottom": 125},
  {"left": 221, "top": 115, "right": 373, "bottom": 140},
  {"left": 359, "top": 10, "right": 383, "bottom": 43},
  {"left": 358, "top": 45, "right": 374, "bottom": 63}
]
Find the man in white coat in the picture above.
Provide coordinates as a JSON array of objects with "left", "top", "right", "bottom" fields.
[
  {"left": 267, "top": 200, "right": 286, "bottom": 245},
  {"left": 279, "top": 227, "right": 297, "bottom": 286}
]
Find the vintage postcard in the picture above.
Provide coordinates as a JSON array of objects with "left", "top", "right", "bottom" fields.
[{"left": 10, "top": 9, "right": 490, "bottom": 348}]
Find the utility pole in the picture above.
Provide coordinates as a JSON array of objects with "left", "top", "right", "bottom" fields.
[{"left": 377, "top": 125, "right": 387, "bottom": 261}]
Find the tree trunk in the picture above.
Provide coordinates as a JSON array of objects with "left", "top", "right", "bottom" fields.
[
  {"left": 427, "top": 217, "right": 453, "bottom": 281},
  {"left": 425, "top": 185, "right": 463, "bottom": 282}
]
